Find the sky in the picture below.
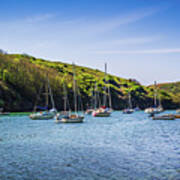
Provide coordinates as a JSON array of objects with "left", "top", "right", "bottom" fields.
[{"left": 0, "top": 0, "right": 180, "bottom": 85}]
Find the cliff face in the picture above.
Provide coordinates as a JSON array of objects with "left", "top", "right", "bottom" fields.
[{"left": 0, "top": 53, "right": 179, "bottom": 112}]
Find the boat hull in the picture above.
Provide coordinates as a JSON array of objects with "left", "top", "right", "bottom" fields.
[
  {"left": 92, "top": 112, "right": 111, "bottom": 117},
  {"left": 145, "top": 107, "right": 163, "bottom": 114},
  {"left": 85, "top": 109, "right": 94, "bottom": 115},
  {"left": 152, "top": 115, "right": 175, "bottom": 120},
  {"left": 0, "top": 112, "right": 10, "bottom": 116},
  {"left": 175, "top": 114, "right": 180, "bottom": 119},
  {"left": 29, "top": 114, "right": 55, "bottom": 120},
  {"left": 176, "top": 109, "right": 180, "bottom": 114},
  {"left": 123, "top": 109, "right": 134, "bottom": 114},
  {"left": 56, "top": 116, "right": 84, "bottom": 123}
]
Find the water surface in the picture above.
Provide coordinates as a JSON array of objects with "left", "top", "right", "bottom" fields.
[{"left": 0, "top": 111, "right": 180, "bottom": 180}]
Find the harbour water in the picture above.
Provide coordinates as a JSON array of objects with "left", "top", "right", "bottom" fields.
[{"left": 0, "top": 111, "right": 180, "bottom": 180}]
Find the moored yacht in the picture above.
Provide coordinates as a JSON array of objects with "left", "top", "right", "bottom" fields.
[
  {"left": 29, "top": 76, "right": 57, "bottom": 120},
  {"left": 92, "top": 63, "right": 112, "bottom": 117},
  {"left": 145, "top": 81, "right": 163, "bottom": 115},
  {"left": 56, "top": 63, "right": 84, "bottom": 123}
]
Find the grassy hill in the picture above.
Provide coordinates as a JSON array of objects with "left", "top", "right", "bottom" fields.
[
  {"left": 0, "top": 52, "right": 179, "bottom": 112},
  {"left": 157, "top": 82, "right": 180, "bottom": 107}
]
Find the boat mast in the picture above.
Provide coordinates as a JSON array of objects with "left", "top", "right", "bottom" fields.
[
  {"left": 48, "top": 78, "right": 55, "bottom": 109},
  {"left": 154, "top": 81, "right": 157, "bottom": 107},
  {"left": 72, "top": 63, "right": 77, "bottom": 114},
  {"left": 103, "top": 63, "right": 107, "bottom": 107}
]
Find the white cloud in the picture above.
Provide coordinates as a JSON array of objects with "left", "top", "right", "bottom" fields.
[
  {"left": 91, "top": 37, "right": 160, "bottom": 48},
  {"left": 95, "top": 48, "right": 180, "bottom": 54},
  {"left": 71, "top": 7, "right": 161, "bottom": 35},
  {"left": 25, "top": 13, "right": 55, "bottom": 23}
]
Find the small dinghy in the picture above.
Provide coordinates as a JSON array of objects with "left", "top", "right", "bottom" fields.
[
  {"left": 92, "top": 107, "right": 111, "bottom": 117},
  {"left": 56, "top": 114, "right": 84, "bottom": 123},
  {"left": 123, "top": 108, "right": 134, "bottom": 114},
  {"left": 30, "top": 109, "right": 56, "bottom": 120},
  {"left": 152, "top": 114, "right": 175, "bottom": 120},
  {"left": 174, "top": 114, "right": 180, "bottom": 119},
  {"left": 176, "top": 109, "right": 180, "bottom": 114},
  {"left": 85, "top": 109, "right": 94, "bottom": 115},
  {"left": 174, "top": 109, "right": 180, "bottom": 119}
]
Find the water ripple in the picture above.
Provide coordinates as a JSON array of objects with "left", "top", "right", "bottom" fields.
[{"left": 0, "top": 111, "right": 180, "bottom": 179}]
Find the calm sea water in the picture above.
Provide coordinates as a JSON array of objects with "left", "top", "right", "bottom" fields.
[{"left": 0, "top": 111, "right": 180, "bottom": 180}]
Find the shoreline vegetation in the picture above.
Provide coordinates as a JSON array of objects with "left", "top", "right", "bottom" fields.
[{"left": 0, "top": 51, "right": 180, "bottom": 112}]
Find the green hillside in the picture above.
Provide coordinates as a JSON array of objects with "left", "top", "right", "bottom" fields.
[
  {"left": 157, "top": 82, "right": 180, "bottom": 106},
  {"left": 0, "top": 52, "right": 179, "bottom": 112}
]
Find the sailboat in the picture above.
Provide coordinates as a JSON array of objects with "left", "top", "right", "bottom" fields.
[
  {"left": 145, "top": 81, "right": 163, "bottom": 115},
  {"left": 55, "top": 63, "right": 84, "bottom": 123},
  {"left": 174, "top": 109, "right": 180, "bottom": 118},
  {"left": 92, "top": 63, "right": 112, "bottom": 117},
  {"left": 176, "top": 109, "right": 180, "bottom": 114},
  {"left": 29, "top": 77, "right": 57, "bottom": 120},
  {"left": 123, "top": 91, "right": 134, "bottom": 114}
]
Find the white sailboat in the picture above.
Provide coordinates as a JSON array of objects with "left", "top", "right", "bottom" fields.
[
  {"left": 174, "top": 109, "right": 180, "bottom": 118},
  {"left": 145, "top": 81, "right": 163, "bottom": 115},
  {"left": 123, "top": 91, "right": 134, "bottom": 114},
  {"left": 92, "top": 63, "right": 112, "bottom": 117},
  {"left": 29, "top": 77, "right": 57, "bottom": 120},
  {"left": 55, "top": 63, "right": 84, "bottom": 123},
  {"left": 176, "top": 109, "right": 180, "bottom": 114}
]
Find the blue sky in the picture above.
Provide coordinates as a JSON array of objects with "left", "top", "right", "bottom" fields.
[{"left": 0, "top": 0, "right": 180, "bottom": 85}]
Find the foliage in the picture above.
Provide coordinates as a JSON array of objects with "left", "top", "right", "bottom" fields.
[{"left": 0, "top": 53, "right": 179, "bottom": 111}]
